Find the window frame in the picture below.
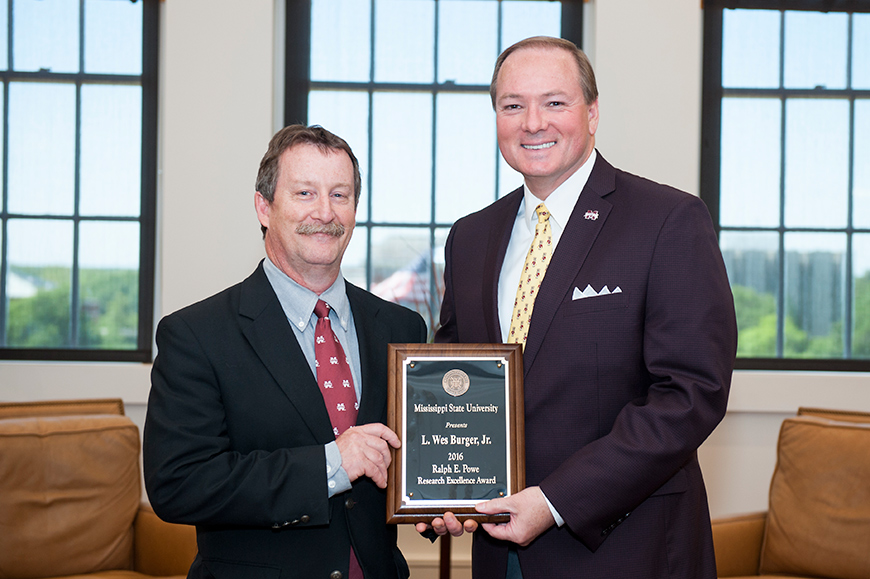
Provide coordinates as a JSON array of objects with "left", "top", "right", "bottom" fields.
[
  {"left": 0, "top": 0, "right": 159, "bottom": 362},
  {"left": 701, "top": 0, "right": 870, "bottom": 371}
]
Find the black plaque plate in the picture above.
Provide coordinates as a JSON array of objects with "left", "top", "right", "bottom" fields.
[{"left": 386, "top": 343, "right": 524, "bottom": 524}]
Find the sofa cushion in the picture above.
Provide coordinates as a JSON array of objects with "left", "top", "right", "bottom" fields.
[
  {"left": 759, "top": 415, "right": 870, "bottom": 579},
  {"left": 0, "top": 414, "right": 141, "bottom": 579}
]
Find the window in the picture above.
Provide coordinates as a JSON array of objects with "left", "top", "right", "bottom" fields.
[
  {"left": 0, "top": 0, "right": 158, "bottom": 361},
  {"left": 286, "top": 0, "right": 582, "bottom": 336},
  {"left": 702, "top": 0, "right": 870, "bottom": 371}
]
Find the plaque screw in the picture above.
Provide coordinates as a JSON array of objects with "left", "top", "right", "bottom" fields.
[
  {"left": 497, "top": 362, "right": 502, "bottom": 368},
  {"left": 409, "top": 492, "right": 414, "bottom": 497},
  {"left": 499, "top": 491, "right": 505, "bottom": 496},
  {"left": 409, "top": 362, "right": 415, "bottom": 368}
]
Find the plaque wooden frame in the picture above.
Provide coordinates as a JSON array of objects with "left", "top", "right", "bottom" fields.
[{"left": 386, "top": 343, "right": 525, "bottom": 524}]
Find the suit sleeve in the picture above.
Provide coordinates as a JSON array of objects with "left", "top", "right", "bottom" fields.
[
  {"left": 143, "top": 313, "right": 330, "bottom": 528},
  {"left": 539, "top": 195, "right": 737, "bottom": 550}
]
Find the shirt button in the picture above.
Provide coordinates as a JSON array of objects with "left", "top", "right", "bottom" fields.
[
  {"left": 326, "top": 464, "right": 332, "bottom": 474},
  {"left": 328, "top": 480, "right": 336, "bottom": 489}
]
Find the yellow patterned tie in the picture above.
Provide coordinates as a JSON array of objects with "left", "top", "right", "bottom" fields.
[{"left": 508, "top": 203, "right": 552, "bottom": 348}]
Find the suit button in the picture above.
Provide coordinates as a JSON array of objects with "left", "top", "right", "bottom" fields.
[
  {"left": 300, "top": 515, "right": 310, "bottom": 523},
  {"left": 345, "top": 498, "right": 356, "bottom": 509},
  {"left": 330, "top": 571, "right": 342, "bottom": 579}
]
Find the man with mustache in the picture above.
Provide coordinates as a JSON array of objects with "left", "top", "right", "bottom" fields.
[{"left": 144, "top": 125, "right": 426, "bottom": 579}]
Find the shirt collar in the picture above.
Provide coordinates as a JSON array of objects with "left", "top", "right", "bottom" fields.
[
  {"left": 262, "top": 257, "right": 351, "bottom": 332},
  {"left": 521, "top": 149, "right": 597, "bottom": 234}
]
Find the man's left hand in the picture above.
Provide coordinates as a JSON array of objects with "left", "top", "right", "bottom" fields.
[{"left": 477, "top": 486, "right": 555, "bottom": 547}]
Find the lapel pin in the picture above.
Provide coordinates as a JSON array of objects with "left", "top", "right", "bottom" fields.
[{"left": 584, "top": 210, "right": 599, "bottom": 221}]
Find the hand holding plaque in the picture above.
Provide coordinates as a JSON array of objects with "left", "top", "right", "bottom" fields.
[{"left": 386, "top": 344, "right": 525, "bottom": 524}]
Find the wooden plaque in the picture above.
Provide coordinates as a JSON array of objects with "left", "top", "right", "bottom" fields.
[{"left": 386, "top": 343, "right": 525, "bottom": 524}]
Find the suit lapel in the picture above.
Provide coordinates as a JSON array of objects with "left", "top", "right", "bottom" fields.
[
  {"left": 346, "top": 283, "right": 389, "bottom": 426},
  {"left": 483, "top": 189, "right": 524, "bottom": 342},
  {"left": 523, "top": 156, "right": 617, "bottom": 374},
  {"left": 239, "top": 263, "right": 335, "bottom": 443}
]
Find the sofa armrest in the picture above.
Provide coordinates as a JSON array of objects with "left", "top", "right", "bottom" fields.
[
  {"left": 133, "top": 502, "right": 197, "bottom": 576},
  {"left": 712, "top": 511, "right": 767, "bottom": 577}
]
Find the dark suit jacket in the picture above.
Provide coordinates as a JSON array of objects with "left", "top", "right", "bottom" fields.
[
  {"left": 143, "top": 262, "right": 427, "bottom": 579},
  {"left": 437, "top": 154, "right": 737, "bottom": 579}
]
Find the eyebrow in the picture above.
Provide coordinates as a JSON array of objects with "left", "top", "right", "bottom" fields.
[
  {"left": 289, "top": 179, "right": 354, "bottom": 191},
  {"left": 498, "top": 90, "right": 568, "bottom": 103}
]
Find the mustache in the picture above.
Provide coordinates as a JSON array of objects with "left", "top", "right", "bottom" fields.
[{"left": 295, "top": 222, "right": 346, "bottom": 237}]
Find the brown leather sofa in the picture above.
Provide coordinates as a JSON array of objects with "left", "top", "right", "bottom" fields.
[
  {"left": 0, "top": 399, "right": 197, "bottom": 579},
  {"left": 712, "top": 407, "right": 870, "bottom": 579}
]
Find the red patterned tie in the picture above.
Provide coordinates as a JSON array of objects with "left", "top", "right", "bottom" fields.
[
  {"left": 313, "top": 300, "right": 364, "bottom": 579},
  {"left": 314, "top": 300, "right": 358, "bottom": 436}
]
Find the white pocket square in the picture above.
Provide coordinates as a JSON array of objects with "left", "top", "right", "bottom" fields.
[{"left": 572, "top": 284, "right": 622, "bottom": 300}]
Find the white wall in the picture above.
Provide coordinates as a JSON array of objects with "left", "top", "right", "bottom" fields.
[{"left": 1, "top": 0, "right": 868, "bottom": 570}]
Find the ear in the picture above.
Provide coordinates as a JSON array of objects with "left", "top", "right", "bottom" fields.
[
  {"left": 254, "top": 191, "right": 270, "bottom": 230},
  {"left": 588, "top": 99, "right": 600, "bottom": 135}
]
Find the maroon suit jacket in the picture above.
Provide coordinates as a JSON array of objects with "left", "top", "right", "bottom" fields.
[{"left": 436, "top": 154, "right": 737, "bottom": 579}]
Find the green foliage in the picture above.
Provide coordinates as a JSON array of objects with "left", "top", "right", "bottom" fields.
[
  {"left": 6, "top": 266, "right": 138, "bottom": 350},
  {"left": 732, "top": 272, "right": 870, "bottom": 360},
  {"left": 854, "top": 273, "right": 870, "bottom": 359},
  {"left": 79, "top": 268, "right": 139, "bottom": 349},
  {"left": 732, "top": 284, "right": 775, "bottom": 337},
  {"left": 736, "top": 313, "right": 777, "bottom": 357}
]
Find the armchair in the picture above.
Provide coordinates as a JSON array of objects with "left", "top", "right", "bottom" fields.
[
  {"left": 712, "top": 407, "right": 870, "bottom": 579},
  {"left": 0, "top": 399, "right": 197, "bottom": 579}
]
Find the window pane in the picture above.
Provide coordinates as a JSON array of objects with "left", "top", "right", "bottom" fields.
[
  {"left": 854, "top": 14, "right": 870, "bottom": 89},
  {"left": 308, "top": 90, "right": 371, "bottom": 223},
  {"left": 500, "top": 1, "right": 561, "bottom": 50},
  {"left": 13, "top": 0, "right": 79, "bottom": 73},
  {"left": 720, "top": 231, "right": 780, "bottom": 357},
  {"left": 784, "top": 233, "right": 846, "bottom": 358},
  {"left": 369, "top": 226, "right": 436, "bottom": 329},
  {"left": 5, "top": 219, "right": 73, "bottom": 348},
  {"left": 342, "top": 224, "right": 368, "bottom": 289},
  {"left": 854, "top": 233, "right": 870, "bottom": 359},
  {"left": 855, "top": 100, "right": 870, "bottom": 229},
  {"left": 374, "top": 0, "right": 434, "bottom": 83},
  {"left": 722, "top": 9, "right": 781, "bottom": 89},
  {"left": 371, "top": 92, "right": 432, "bottom": 223},
  {"left": 720, "top": 98, "right": 781, "bottom": 227},
  {"left": 438, "top": 0, "right": 498, "bottom": 85},
  {"left": 80, "top": 85, "right": 142, "bottom": 217},
  {"left": 435, "top": 93, "right": 496, "bottom": 223},
  {"left": 311, "top": 0, "right": 370, "bottom": 82},
  {"left": 8, "top": 82, "right": 76, "bottom": 215},
  {"left": 0, "top": 2, "right": 8, "bottom": 70},
  {"left": 784, "top": 11, "right": 848, "bottom": 90},
  {"left": 77, "top": 221, "right": 139, "bottom": 349},
  {"left": 0, "top": 85, "right": 3, "bottom": 212},
  {"left": 84, "top": 0, "right": 142, "bottom": 75},
  {"left": 784, "top": 99, "right": 849, "bottom": 228}
]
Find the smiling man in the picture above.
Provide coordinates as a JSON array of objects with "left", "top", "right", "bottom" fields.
[
  {"left": 421, "top": 37, "right": 738, "bottom": 579},
  {"left": 144, "top": 125, "right": 426, "bottom": 579}
]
